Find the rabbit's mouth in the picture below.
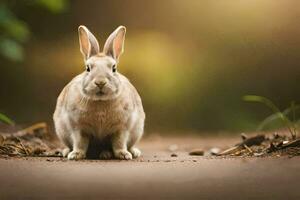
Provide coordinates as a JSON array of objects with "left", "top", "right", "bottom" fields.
[
  {"left": 82, "top": 84, "right": 120, "bottom": 101},
  {"left": 96, "top": 90, "right": 105, "bottom": 96}
]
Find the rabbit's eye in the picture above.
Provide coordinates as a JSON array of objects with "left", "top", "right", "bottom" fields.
[
  {"left": 112, "top": 64, "right": 117, "bottom": 73},
  {"left": 86, "top": 65, "right": 90, "bottom": 72}
]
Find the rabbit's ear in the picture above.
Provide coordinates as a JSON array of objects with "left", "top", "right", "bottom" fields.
[
  {"left": 78, "top": 25, "right": 100, "bottom": 60},
  {"left": 103, "top": 26, "right": 126, "bottom": 61}
]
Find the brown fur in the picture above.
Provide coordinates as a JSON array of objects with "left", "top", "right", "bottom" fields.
[{"left": 53, "top": 25, "right": 145, "bottom": 160}]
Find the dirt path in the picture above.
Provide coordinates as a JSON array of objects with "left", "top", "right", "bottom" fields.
[{"left": 1, "top": 135, "right": 300, "bottom": 200}]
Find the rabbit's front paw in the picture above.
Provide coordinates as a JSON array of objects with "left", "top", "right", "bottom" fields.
[
  {"left": 99, "top": 150, "right": 113, "bottom": 160},
  {"left": 67, "top": 150, "right": 86, "bottom": 160},
  {"left": 114, "top": 150, "right": 132, "bottom": 160},
  {"left": 129, "top": 147, "right": 141, "bottom": 158},
  {"left": 62, "top": 148, "right": 70, "bottom": 157}
]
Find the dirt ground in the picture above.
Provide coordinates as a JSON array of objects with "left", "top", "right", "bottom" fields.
[{"left": 0, "top": 135, "right": 300, "bottom": 200}]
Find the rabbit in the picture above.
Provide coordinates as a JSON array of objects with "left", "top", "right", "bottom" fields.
[{"left": 53, "top": 25, "right": 145, "bottom": 160}]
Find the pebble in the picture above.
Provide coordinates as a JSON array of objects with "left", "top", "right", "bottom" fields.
[
  {"left": 168, "top": 144, "right": 178, "bottom": 152},
  {"left": 171, "top": 153, "right": 178, "bottom": 157},
  {"left": 210, "top": 147, "right": 221, "bottom": 155},
  {"left": 189, "top": 149, "right": 204, "bottom": 156}
]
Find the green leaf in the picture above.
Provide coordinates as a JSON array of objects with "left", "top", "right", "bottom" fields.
[
  {"left": 243, "top": 95, "right": 284, "bottom": 116},
  {"left": 0, "top": 4, "right": 13, "bottom": 22},
  {"left": 0, "top": 5, "right": 30, "bottom": 42},
  {"left": 0, "top": 38, "right": 24, "bottom": 62},
  {"left": 0, "top": 112, "right": 14, "bottom": 125},
  {"left": 35, "top": 0, "right": 68, "bottom": 13},
  {"left": 3, "top": 19, "right": 30, "bottom": 42}
]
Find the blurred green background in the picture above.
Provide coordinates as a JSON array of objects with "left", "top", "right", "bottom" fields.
[{"left": 0, "top": 0, "right": 299, "bottom": 133}]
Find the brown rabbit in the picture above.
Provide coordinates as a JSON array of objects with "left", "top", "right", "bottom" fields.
[{"left": 53, "top": 25, "right": 145, "bottom": 160}]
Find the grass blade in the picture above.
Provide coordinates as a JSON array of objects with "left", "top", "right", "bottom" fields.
[
  {"left": 243, "top": 95, "right": 297, "bottom": 139},
  {"left": 0, "top": 112, "right": 14, "bottom": 125},
  {"left": 257, "top": 105, "right": 300, "bottom": 131}
]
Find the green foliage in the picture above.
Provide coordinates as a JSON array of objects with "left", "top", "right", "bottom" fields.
[
  {"left": 35, "top": 0, "right": 69, "bottom": 13},
  {"left": 243, "top": 95, "right": 298, "bottom": 139},
  {"left": 256, "top": 104, "right": 300, "bottom": 131},
  {"left": 0, "top": 0, "right": 68, "bottom": 62},
  {"left": 0, "top": 5, "right": 29, "bottom": 42},
  {"left": 0, "top": 112, "right": 14, "bottom": 125},
  {"left": 0, "top": 4, "right": 29, "bottom": 61},
  {"left": 0, "top": 38, "right": 24, "bottom": 61}
]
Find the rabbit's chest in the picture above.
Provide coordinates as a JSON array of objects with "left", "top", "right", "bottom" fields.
[{"left": 74, "top": 103, "right": 132, "bottom": 136}]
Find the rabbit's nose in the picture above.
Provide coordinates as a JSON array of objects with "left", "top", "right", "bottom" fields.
[{"left": 94, "top": 79, "right": 107, "bottom": 88}]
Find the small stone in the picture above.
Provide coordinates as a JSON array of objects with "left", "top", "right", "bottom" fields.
[
  {"left": 189, "top": 149, "right": 204, "bottom": 156},
  {"left": 210, "top": 147, "right": 221, "bottom": 155},
  {"left": 168, "top": 144, "right": 178, "bottom": 152},
  {"left": 171, "top": 153, "right": 178, "bottom": 157}
]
